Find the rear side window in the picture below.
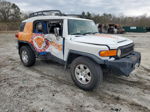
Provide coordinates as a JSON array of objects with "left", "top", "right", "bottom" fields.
[
  {"left": 33, "top": 21, "right": 48, "bottom": 34},
  {"left": 20, "top": 22, "right": 26, "bottom": 32}
]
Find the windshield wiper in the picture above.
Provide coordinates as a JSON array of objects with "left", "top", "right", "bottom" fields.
[
  {"left": 92, "top": 32, "right": 99, "bottom": 34},
  {"left": 70, "top": 33, "right": 83, "bottom": 35},
  {"left": 83, "top": 32, "right": 99, "bottom": 35}
]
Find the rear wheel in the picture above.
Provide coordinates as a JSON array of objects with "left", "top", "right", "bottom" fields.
[
  {"left": 19, "top": 46, "right": 36, "bottom": 67},
  {"left": 70, "top": 56, "right": 103, "bottom": 91}
]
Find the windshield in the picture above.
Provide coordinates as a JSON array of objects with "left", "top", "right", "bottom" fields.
[{"left": 68, "top": 19, "right": 98, "bottom": 35}]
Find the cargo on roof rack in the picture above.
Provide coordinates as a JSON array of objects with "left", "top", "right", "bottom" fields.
[{"left": 29, "top": 10, "right": 63, "bottom": 18}]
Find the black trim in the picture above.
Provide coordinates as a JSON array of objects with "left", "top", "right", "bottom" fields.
[
  {"left": 118, "top": 43, "right": 134, "bottom": 58},
  {"left": 105, "top": 51, "right": 141, "bottom": 76},
  {"left": 62, "top": 38, "right": 65, "bottom": 56},
  {"left": 66, "top": 50, "right": 104, "bottom": 64},
  {"left": 18, "top": 40, "right": 38, "bottom": 56},
  {"left": 41, "top": 53, "right": 65, "bottom": 65},
  {"left": 20, "top": 22, "right": 26, "bottom": 32},
  {"left": 117, "top": 40, "right": 127, "bottom": 43}
]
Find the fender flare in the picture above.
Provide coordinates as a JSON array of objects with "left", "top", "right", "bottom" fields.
[
  {"left": 65, "top": 50, "right": 105, "bottom": 68},
  {"left": 18, "top": 40, "right": 38, "bottom": 56}
]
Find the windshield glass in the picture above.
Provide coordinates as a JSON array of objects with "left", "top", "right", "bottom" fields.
[{"left": 68, "top": 19, "right": 98, "bottom": 35}]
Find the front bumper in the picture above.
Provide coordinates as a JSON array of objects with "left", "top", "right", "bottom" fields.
[{"left": 105, "top": 51, "right": 141, "bottom": 76}]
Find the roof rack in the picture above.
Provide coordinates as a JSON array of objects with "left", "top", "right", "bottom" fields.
[
  {"left": 29, "top": 10, "right": 63, "bottom": 18},
  {"left": 29, "top": 10, "right": 81, "bottom": 18}
]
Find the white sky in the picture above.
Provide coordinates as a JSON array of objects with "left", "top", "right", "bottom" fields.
[{"left": 7, "top": 0, "right": 150, "bottom": 17}]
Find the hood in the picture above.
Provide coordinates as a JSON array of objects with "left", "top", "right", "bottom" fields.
[{"left": 70, "top": 34, "right": 133, "bottom": 47}]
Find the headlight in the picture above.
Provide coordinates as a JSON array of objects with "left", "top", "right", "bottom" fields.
[{"left": 117, "top": 49, "right": 122, "bottom": 57}]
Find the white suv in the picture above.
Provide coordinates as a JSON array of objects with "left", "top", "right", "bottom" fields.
[{"left": 16, "top": 10, "right": 141, "bottom": 91}]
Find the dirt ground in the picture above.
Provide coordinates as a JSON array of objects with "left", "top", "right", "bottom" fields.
[{"left": 0, "top": 32, "right": 150, "bottom": 112}]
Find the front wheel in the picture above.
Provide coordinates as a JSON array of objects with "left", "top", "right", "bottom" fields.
[
  {"left": 70, "top": 57, "right": 103, "bottom": 91},
  {"left": 19, "top": 46, "right": 36, "bottom": 67}
]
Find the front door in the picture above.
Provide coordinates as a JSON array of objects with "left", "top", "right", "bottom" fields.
[{"left": 45, "top": 20, "right": 64, "bottom": 60}]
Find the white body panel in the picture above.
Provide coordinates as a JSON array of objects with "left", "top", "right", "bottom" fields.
[
  {"left": 69, "top": 34, "right": 133, "bottom": 49},
  {"left": 24, "top": 16, "right": 134, "bottom": 62},
  {"left": 64, "top": 34, "right": 133, "bottom": 61},
  {"left": 45, "top": 34, "right": 63, "bottom": 60},
  {"left": 64, "top": 38, "right": 109, "bottom": 61}
]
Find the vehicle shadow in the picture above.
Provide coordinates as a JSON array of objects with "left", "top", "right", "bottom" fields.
[{"left": 33, "top": 59, "right": 146, "bottom": 90}]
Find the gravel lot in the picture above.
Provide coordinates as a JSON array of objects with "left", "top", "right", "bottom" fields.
[{"left": 0, "top": 32, "right": 150, "bottom": 112}]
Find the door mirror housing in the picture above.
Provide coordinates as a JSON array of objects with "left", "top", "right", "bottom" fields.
[{"left": 54, "top": 27, "right": 60, "bottom": 37}]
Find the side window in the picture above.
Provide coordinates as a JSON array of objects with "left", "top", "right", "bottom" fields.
[
  {"left": 48, "top": 20, "right": 63, "bottom": 36},
  {"left": 33, "top": 21, "right": 48, "bottom": 34},
  {"left": 20, "top": 22, "right": 26, "bottom": 32}
]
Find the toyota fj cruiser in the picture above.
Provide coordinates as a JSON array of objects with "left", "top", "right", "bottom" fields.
[{"left": 16, "top": 10, "right": 141, "bottom": 91}]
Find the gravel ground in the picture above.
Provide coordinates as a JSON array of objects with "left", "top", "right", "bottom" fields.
[{"left": 0, "top": 32, "right": 150, "bottom": 112}]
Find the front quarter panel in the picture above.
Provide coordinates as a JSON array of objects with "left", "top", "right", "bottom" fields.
[{"left": 64, "top": 38, "right": 110, "bottom": 61}]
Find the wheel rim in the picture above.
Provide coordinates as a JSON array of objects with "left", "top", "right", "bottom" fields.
[
  {"left": 75, "top": 64, "right": 92, "bottom": 85},
  {"left": 21, "top": 50, "right": 28, "bottom": 64}
]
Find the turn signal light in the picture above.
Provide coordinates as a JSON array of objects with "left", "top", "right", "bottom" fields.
[
  {"left": 15, "top": 33, "right": 19, "bottom": 38},
  {"left": 100, "top": 50, "right": 117, "bottom": 57}
]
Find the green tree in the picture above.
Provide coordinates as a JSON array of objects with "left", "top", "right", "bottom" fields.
[
  {"left": 0, "top": 0, "right": 21, "bottom": 22},
  {"left": 81, "top": 11, "right": 86, "bottom": 18},
  {"left": 86, "top": 12, "right": 92, "bottom": 19}
]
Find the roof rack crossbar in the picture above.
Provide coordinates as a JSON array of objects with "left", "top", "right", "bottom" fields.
[
  {"left": 29, "top": 10, "right": 82, "bottom": 18},
  {"left": 29, "top": 10, "right": 63, "bottom": 18}
]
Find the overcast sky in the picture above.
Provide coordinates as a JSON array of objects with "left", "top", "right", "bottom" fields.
[{"left": 7, "top": 0, "right": 150, "bottom": 17}]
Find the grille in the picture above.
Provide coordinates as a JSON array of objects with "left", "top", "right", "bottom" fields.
[{"left": 120, "top": 44, "right": 134, "bottom": 57}]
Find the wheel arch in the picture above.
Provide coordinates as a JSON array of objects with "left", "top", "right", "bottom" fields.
[
  {"left": 18, "top": 41, "right": 37, "bottom": 56},
  {"left": 65, "top": 50, "right": 104, "bottom": 68}
]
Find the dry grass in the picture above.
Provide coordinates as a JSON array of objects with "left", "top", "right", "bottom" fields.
[{"left": 0, "top": 22, "right": 20, "bottom": 31}]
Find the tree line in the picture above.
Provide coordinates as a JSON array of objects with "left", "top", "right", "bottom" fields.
[
  {"left": 0, "top": 0, "right": 22, "bottom": 22},
  {"left": 81, "top": 12, "right": 150, "bottom": 27},
  {"left": 0, "top": 0, "right": 26, "bottom": 31},
  {"left": 1, "top": 0, "right": 150, "bottom": 31}
]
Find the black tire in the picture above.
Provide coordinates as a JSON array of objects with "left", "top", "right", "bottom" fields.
[
  {"left": 19, "top": 46, "right": 36, "bottom": 67},
  {"left": 70, "top": 56, "right": 103, "bottom": 91}
]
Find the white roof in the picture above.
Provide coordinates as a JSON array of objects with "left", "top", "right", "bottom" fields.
[{"left": 23, "top": 16, "right": 91, "bottom": 22}]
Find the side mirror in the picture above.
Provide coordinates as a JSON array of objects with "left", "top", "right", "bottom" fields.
[{"left": 54, "top": 27, "right": 60, "bottom": 37}]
